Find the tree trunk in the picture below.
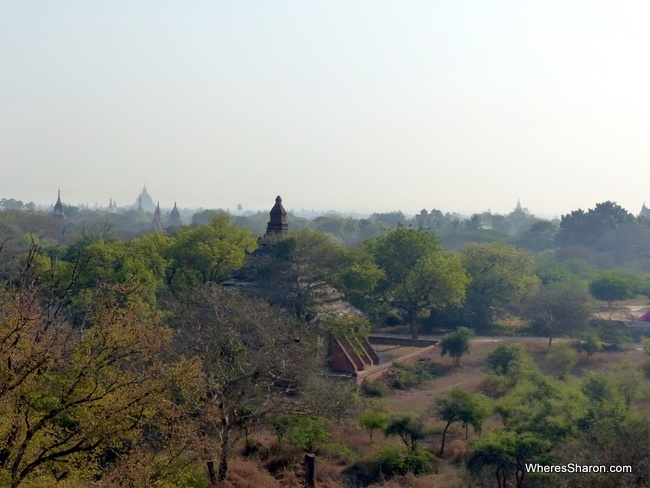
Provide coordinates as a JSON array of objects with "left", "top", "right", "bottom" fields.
[
  {"left": 207, "top": 461, "right": 216, "bottom": 486},
  {"left": 304, "top": 453, "right": 315, "bottom": 487},
  {"left": 439, "top": 421, "right": 452, "bottom": 456},
  {"left": 409, "top": 314, "right": 419, "bottom": 340},
  {"left": 218, "top": 420, "right": 230, "bottom": 483}
]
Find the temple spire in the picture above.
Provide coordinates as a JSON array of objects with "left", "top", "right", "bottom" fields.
[
  {"left": 265, "top": 195, "right": 288, "bottom": 236},
  {"left": 152, "top": 201, "right": 162, "bottom": 232},
  {"left": 53, "top": 189, "right": 65, "bottom": 220}
]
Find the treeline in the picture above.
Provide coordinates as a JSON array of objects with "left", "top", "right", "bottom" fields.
[{"left": 1, "top": 199, "right": 650, "bottom": 485}]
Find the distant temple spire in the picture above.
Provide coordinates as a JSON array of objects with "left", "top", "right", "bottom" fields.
[
  {"left": 53, "top": 189, "right": 65, "bottom": 220},
  {"left": 515, "top": 198, "right": 523, "bottom": 212},
  {"left": 152, "top": 202, "right": 163, "bottom": 232},
  {"left": 265, "top": 195, "right": 288, "bottom": 236},
  {"left": 640, "top": 202, "right": 650, "bottom": 219},
  {"left": 167, "top": 202, "right": 182, "bottom": 227}
]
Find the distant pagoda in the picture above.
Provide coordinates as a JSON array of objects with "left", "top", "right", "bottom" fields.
[
  {"left": 134, "top": 185, "right": 156, "bottom": 213},
  {"left": 52, "top": 190, "right": 65, "bottom": 220},
  {"left": 152, "top": 202, "right": 163, "bottom": 232},
  {"left": 265, "top": 196, "right": 288, "bottom": 236},
  {"left": 640, "top": 203, "right": 650, "bottom": 219},
  {"left": 167, "top": 202, "right": 182, "bottom": 227}
]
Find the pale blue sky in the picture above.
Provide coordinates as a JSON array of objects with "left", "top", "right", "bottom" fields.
[{"left": 2, "top": 1, "right": 650, "bottom": 216}]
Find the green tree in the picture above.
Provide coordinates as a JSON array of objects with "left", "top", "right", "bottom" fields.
[
  {"left": 589, "top": 269, "right": 640, "bottom": 307},
  {"left": 367, "top": 226, "right": 469, "bottom": 339},
  {"left": 487, "top": 343, "right": 528, "bottom": 375},
  {"left": 460, "top": 243, "right": 538, "bottom": 327},
  {"left": 439, "top": 326, "right": 474, "bottom": 366},
  {"left": 468, "top": 430, "right": 551, "bottom": 488},
  {"left": 0, "top": 282, "right": 202, "bottom": 487},
  {"left": 556, "top": 201, "right": 636, "bottom": 248},
  {"left": 383, "top": 414, "right": 428, "bottom": 451},
  {"left": 434, "top": 388, "right": 491, "bottom": 456},
  {"left": 358, "top": 411, "right": 388, "bottom": 443},
  {"left": 248, "top": 230, "right": 383, "bottom": 320},
  {"left": 521, "top": 284, "right": 594, "bottom": 347},
  {"left": 546, "top": 343, "right": 578, "bottom": 379},
  {"left": 573, "top": 328, "right": 601, "bottom": 359},
  {"left": 167, "top": 215, "right": 257, "bottom": 291}
]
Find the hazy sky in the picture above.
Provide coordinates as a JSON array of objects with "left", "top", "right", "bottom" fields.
[{"left": 3, "top": 1, "right": 650, "bottom": 217}]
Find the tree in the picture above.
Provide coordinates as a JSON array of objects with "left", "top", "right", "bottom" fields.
[
  {"left": 367, "top": 226, "right": 469, "bottom": 339},
  {"left": 439, "top": 327, "right": 474, "bottom": 366},
  {"left": 467, "top": 430, "right": 550, "bottom": 488},
  {"left": 521, "top": 284, "right": 593, "bottom": 347},
  {"left": 589, "top": 269, "right": 639, "bottom": 307},
  {"left": 0, "top": 282, "right": 202, "bottom": 487},
  {"left": 358, "top": 411, "right": 388, "bottom": 443},
  {"left": 573, "top": 328, "right": 601, "bottom": 359},
  {"left": 546, "top": 343, "right": 578, "bottom": 379},
  {"left": 460, "top": 243, "right": 538, "bottom": 327},
  {"left": 556, "top": 201, "right": 636, "bottom": 249},
  {"left": 169, "top": 284, "right": 319, "bottom": 483},
  {"left": 383, "top": 414, "right": 428, "bottom": 451},
  {"left": 247, "top": 230, "right": 383, "bottom": 320},
  {"left": 487, "top": 343, "right": 528, "bottom": 375},
  {"left": 434, "top": 388, "right": 491, "bottom": 456},
  {"left": 167, "top": 215, "right": 257, "bottom": 291}
]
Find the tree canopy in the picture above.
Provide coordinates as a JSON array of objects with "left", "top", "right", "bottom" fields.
[{"left": 367, "top": 226, "right": 469, "bottom": 338}]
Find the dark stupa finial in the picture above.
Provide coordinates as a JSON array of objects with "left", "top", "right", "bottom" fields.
[
  {"left": 53, "top": 189, "right": 65, "bottom": 220},
  {"left": 265, "top": 195, "right": 288, "bottom": 236}
]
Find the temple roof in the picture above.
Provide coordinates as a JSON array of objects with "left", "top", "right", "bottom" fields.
[{"left": 265, "top": 195, "right": 288, "bottom": 236}]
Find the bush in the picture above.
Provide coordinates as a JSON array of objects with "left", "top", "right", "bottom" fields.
[
  {"left": 360, "top": 379, "right": 387, "bottom": 397},
  {"left": 372, "top": 446, "right": 434, "bottom": 479},
  {"left": 547, "top": 343, "right": 578, "bottom": 379},
  {"left": 487, "top": 343, "right": 528, "bottom": 375},
  {"left": 391, "top": 361, "right": 438, "bottom": 389},
  {"left": 478, "top": 374, "right": 508, "bottom": 398}
]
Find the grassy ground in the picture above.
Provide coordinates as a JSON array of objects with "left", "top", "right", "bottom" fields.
[{"left": 220, "top": 337, "right": 650, "bottom": 487}]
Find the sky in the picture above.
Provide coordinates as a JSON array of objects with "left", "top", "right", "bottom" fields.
[{"left": 3, "top": 1, "right": 650, "bottom": 218}]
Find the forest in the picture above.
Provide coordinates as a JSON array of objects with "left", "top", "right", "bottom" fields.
[{"left": 1, "top": 198, "right": 650, "bottom": 487}]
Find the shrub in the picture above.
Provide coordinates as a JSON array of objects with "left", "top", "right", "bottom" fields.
[
  {"left": 478, "top": 374, "right": 508, "bottom": 398},
  {"left": 547, "top": 343, "right": 578, "bottom": 379},
  {"left": 360, "top": 378, "right": 387, "bottom": 397},
  {"left": 487, "top": 343, "right": 528, "bottom": 375},
  {"left": 372, "top": 446, "right": 434, "bottom": 479}
]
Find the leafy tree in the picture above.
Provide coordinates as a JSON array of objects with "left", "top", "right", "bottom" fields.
[
  {"left": 589, "top": 269, "right": 640, "bottom": 307},
  {"left": 546, "top": 343, "right": 578, "bottom": 379},
  {"left": 573, "top": 328, "right": 601, "bottom": 359},
  {"left": 439, "top": 327, "right": 474, "bottom": 366},
  {"left": 512, "top": 219, "right": 558, "bottom": 253},
  {"left": 248, "top": 230, "right": 382, "bottom": 320},
  {"left": 167, "top": 215, "right": 257, "bottom": 291},
  {"left": 468, "top": 430, "right": 551, "bottom": 488},
  {"left": 521, "top": 284, "right": 593, "bottom": 346},
  {"left": 495, "top": 374, "right": 588, "bottom": 441},
  {"left": 0, "top": 282, "right": 201, "bottom": 487},
  {"left": 367, "top": 226, "right": 469, "bottom": 339},
  {"left": 370, "top": 211, "right": 406, "bottom": 228},
  {"left": 556, "top": 201, "right": 636, "bottom": 248},
  {"left": 553, "top": 418, "right": 650, "bottom": 488},
  {"left": 434, "top": 388, "right": 491, "bottom": 455},
  {"left": 358, "top": 411, "right": 388, "bottom": 443},
  {"left": 487, "top": 343, "right": 528, "bottom": 375},
  {"left": 460, "top": 243, "right": 538, "bottom": 327},
  {"left": 169, "top": 284, "right": 319, "bottom": 483},
  {"left": 383, "top": 414, "right": 428, "bottom": 451}
]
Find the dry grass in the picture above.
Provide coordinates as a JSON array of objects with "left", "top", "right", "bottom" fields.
[
  {"left": 222, "top": 336, "right": 650, "bottom": 487},
  {"left": 222, "top": 459, "right": 282, "bottom": 488}
]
